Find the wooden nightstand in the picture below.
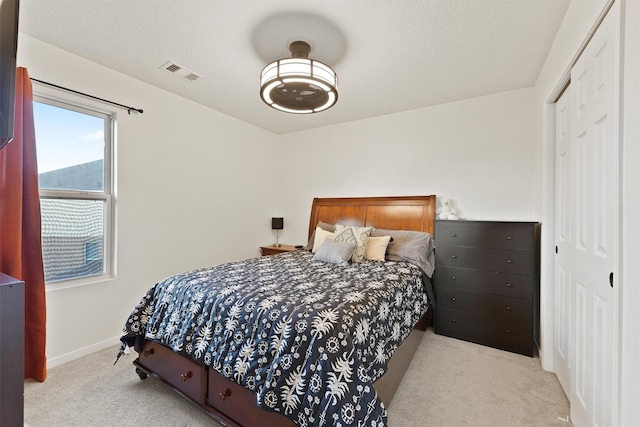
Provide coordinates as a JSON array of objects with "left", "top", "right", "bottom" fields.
[{"left": 260, "top": 245, "right": 299, "bottom": 256}]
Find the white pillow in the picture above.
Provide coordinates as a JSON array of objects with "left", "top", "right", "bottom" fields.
[
  {"left": 312, "top": 227, "right": 335, "bottom": 253},
  {"left": 365, "top": 235, "right": 392, "bottom": 261}
]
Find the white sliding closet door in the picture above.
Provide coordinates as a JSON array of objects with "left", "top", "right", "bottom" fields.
[
  {"left": 554, "top": 2, "right": 620, "bottom": 426},
  {"left": 554, "top": 87, "right": 572, "bottom": 399}
]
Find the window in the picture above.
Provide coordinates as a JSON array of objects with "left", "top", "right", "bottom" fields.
[
  {"left": 33, "top": 96, "right": 114, "bottom": 284},
  {"left": 84, "top": 241, "right": 101, "bottom": 263}
]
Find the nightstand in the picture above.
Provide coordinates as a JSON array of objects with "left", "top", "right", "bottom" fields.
[{"left": 260, "top": 245, "right": 298, "bottom": 256}]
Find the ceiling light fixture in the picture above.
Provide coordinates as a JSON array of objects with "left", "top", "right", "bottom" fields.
[{"left": 260, "top": 41, "right": 338, "bottom": 114}]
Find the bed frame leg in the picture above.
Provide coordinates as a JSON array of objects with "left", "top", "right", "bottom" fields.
[{"left": 135, "top": 366, "right": 148, "bottom": 380}]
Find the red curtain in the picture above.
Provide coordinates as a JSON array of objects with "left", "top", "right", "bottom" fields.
[{"left": 0, "top": 67, "right": 47, "bottom": 381}]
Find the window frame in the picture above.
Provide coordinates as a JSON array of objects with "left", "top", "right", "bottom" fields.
[{"left": 33, "top": 92, "right": 116, "bottom": 289}]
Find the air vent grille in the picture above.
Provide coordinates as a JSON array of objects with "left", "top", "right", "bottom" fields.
[{"left": 160, "top": 61, "right": 202, "bottom": 82}]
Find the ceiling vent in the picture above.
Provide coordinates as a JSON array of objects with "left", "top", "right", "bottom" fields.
[{"left": 160, "top": 61, "right": 202, "bottom": 82}]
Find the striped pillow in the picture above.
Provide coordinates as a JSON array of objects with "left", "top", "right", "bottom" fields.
[{"left": 332, "top": 224, "right": 373, "bottom": 263}]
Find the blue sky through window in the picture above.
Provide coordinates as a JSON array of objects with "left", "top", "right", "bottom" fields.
[{"left": 33, "top": 101, "right": 104, "bottom": 173}]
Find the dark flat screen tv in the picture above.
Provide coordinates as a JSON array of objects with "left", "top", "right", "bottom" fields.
[{"left": 0, "top": 0, "right": 20, "bottom": 150}]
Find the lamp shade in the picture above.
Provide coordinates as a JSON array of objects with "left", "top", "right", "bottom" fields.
[
  {"left": 260, "top": 41, "right": 338, "bottom": 114},
  {"left": 271, "top": 217, "right": 284, "bottom": 230}
]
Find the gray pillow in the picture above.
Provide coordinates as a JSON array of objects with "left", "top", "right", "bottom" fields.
[
  {"left": 312, "top": 239, "right": 356, "bottom": 265},
  {"left": 303, "top": 220, "right": 335, "bottom": 251},
  {"left": 371, "top": 228, "right": 435, "bottom": 277}
]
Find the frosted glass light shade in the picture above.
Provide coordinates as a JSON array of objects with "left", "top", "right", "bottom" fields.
[{"left": 260, "top": 41, "right": 338, "bottom": 114}]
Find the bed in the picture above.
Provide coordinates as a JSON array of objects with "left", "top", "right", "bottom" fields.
[{"left": 118, "top": 195, "right": 436, "bottom": 427}]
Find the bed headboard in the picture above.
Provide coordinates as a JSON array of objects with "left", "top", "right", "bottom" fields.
[{"left": 308, "top": 195, "right": 436, "bottom": 239}]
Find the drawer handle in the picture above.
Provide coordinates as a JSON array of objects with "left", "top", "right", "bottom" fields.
[
  {"left": 143, "top": 348, "right": 155, "bottom": 357},
  {"left": 506, "top": 306, "right": 511, "bottom": 311},
  {"left": 506, "top": 236, "right": 513, "bottom": 241},
  {"left": 506, "top": 329, "right": 511, "bottom": 334},
  {"left": 451, "top": 233, "right": 457, "bottom": 238},
  {"left": 451, "top": 255, "right": 457, "bottom": 259},
  {"left": 180, "top": 371, "right": 193, "bottom": 382},
  {"left": 451, "top": 318, "right": 456, "bottom": 323},
  {"left": 451, "top": 297, "right": 456, "bottom": 302},
  {"left": 506, "top": 283, "right": 512, "bottom": 288},
  {"left": 506, "top": 259, "right": 512, "bottom": 264},
  {"left": 451, "top": 275, "right": 456, "bottom": 280},
  {"left": 219, "top": 388, "right": 232, "bottom": 401}
]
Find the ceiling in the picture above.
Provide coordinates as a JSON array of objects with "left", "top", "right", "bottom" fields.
[{"left": 18, "top": 0, "right": 571, "bottom": 135}]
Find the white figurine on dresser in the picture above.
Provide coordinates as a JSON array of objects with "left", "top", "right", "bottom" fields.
[{"left": 436, "top": 197, "right": 459, "bottom": 220}]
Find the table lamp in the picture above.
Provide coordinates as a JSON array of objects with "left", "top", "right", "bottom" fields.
[{"left": 271, "top": 217, "right": 284, "bottom": 247}]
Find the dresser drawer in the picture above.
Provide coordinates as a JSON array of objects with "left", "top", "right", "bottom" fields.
[
  {"left": 436, "top": 245, "right": 535, "bottom": 275},
  {"left": 207, "top": 369, "right": 291, "bottom": 427},
  {"left": 137, "top": 341, "right": 206, "bottom": 404},
  {"left": 436, "top": 221, "right": 535, "bottom": 251},
  {"left": 434, "top": 266, "right": 533, "bottom": 299},
  {"left": 436, "top": 307, "right": 532, "bottom": 354},
  {"left": 436, "top": 288, "right": 531, "bottom": 322}
]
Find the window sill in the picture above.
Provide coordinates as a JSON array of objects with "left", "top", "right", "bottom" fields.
[{"left": 45, "top": 273, "right": 115, "bottom": 292}]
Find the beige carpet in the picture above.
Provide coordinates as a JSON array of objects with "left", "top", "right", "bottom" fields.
[{"left": 24, "top": 328, "right": 571, "bottom": 427}]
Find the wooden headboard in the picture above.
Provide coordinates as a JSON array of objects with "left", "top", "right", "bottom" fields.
[{"left": 308, "top": 195, "right": 436, "bottom": 239}]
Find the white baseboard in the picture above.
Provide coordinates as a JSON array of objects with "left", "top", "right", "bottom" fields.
[{"left": 47, "top": 336, "right": 121, "bottom": 369}]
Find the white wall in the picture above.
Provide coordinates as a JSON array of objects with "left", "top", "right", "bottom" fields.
[
  {"left": 17, "top": 34, "right": 280, "bottom": 366},
  {"left": 277, "top": 88, "right": 538, "bottom": 245},
  {"left": 620, "top": 2, "right": 640, "bottom": 424}
]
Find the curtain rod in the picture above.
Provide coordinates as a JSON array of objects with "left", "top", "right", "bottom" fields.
[{"left": 29, "top": 78, "right": 144, "bottom": 114}]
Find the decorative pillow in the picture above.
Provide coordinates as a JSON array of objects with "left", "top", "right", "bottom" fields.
[
  {"left": 304, "top": 221, "right": 335, "bottom": 251},
  {"left": 365, "top": 235, "right": 392, "bottom": 261},
  {"left": 333, "top": 224, "right": 373, "bottom": 263},
  {"left": 371, "top": 228, "right": 435, "bottom": 277},
  {"left": 312, "top": 227, "right": 335, "bottom": 253},
  {"left": 312, "top": 239, "right": 357, "bottom": 265}
]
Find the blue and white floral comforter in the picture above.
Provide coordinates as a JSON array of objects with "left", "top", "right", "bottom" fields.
[{"left": 119, "top": 250, "right": 429, "bottom": 427}]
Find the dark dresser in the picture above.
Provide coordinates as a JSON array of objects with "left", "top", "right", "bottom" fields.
[
  {"left": 434, "top": 220, "right": 540, "bottom": 356},
  {"left": 0, "top": 273, "right": 24, "bottom": 426}
]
